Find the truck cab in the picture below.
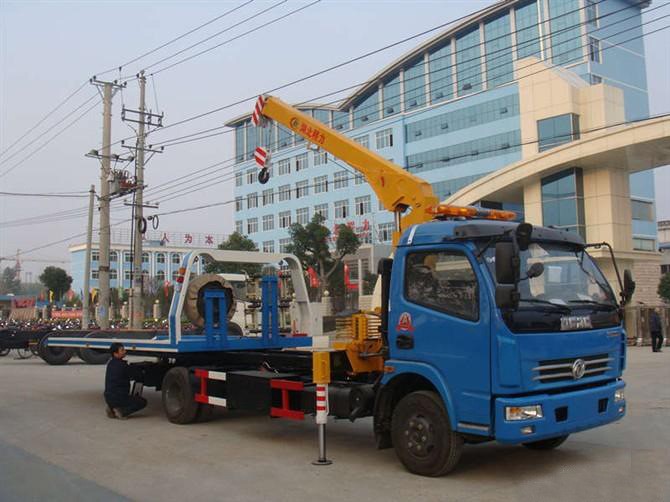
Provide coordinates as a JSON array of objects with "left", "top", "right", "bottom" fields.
[{"left": 375, "top": 219, "right": 628, "bottom": 476}]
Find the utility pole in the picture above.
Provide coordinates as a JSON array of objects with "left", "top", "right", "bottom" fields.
[
  {"left": 131, "top": 73, "right": 147, "bottom": 329},
  {"left": 88, "top": 77, "right": 124, "bottom": 329},
  {"left": 82, "top": 184, "right": 95, "bottom": 329},
  {"left": 121, "top": 71, "right": 163, "bottom": 329}
]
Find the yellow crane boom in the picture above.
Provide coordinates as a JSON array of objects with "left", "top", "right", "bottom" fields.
[{"left": 253, "top": 95, "right": 439, "bottom": 245}]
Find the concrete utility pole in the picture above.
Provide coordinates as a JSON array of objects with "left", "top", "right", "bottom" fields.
[
  {"left": 88, "top": 77, "right": 124, "bottom": 329},
  {"left": 131, "top": 73, "right": 147, "bottom": 329},
  {"left": 82, "top": 184, "right": 95, "bottom": 329}
]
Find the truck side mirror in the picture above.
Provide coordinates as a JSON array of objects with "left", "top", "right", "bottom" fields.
[
  {"left": 623, "top": 269, "right": 636, "bottom": 304},
  {"left": 516, "top": 222, "right": 533, "bottom": 251},
  {"left": 495, "top": 284, "right": 519, "bottom": 309},
  {"left": 495, "top": 242, "right": 517, "bottom": 284}
]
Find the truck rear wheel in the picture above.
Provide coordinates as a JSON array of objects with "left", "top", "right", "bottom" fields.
[
  {"left": 391, "top": 390, "right": 463, "bottom": 477},
  {"left": 522, "top": 435, "right": 569, "bottom": 450},
  {"left": 37, "top": 337, "right": 74, "bottom": 365},
  {"left": 78, "top": 334, "right": 111, "bottom": 365},
  {"left": 162, "top": 367, "right": 200, "bottom": 424}
]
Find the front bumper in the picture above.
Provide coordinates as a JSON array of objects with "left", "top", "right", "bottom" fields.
[{"left": 494, "top": 379, "right": 625, "bottom": 443}]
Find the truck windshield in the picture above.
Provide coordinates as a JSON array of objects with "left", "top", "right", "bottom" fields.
[{"left": 483, "top": 242, "right": 617, "bottom": 309}]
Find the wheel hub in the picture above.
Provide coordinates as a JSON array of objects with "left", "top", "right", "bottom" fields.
[{"left": 404, "top": 414, "right": 435, "bottom": 458}]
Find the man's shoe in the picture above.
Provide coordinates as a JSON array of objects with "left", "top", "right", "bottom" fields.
[
  {"left": 106, "top": 406, "right": 115, "bottom": 419},
  {"left": 113, "top": 408, "right": 127, "bottom": 420}
]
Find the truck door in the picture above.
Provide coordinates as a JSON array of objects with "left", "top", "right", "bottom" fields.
[{"left": 390, "top": 246, "right": 492, "bottom": 430}]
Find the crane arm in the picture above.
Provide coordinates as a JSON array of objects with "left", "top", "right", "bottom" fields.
[{"left": 253, "top": 95, "right": 439, "bottom": 244}]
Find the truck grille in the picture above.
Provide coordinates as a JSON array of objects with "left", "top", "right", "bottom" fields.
[{"left": 532, "top": 354, "right": 612, "bottom": 383}]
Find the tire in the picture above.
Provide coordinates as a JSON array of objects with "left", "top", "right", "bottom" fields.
[
  {"left": 78, "top": 334, "right": 111, "bottom": 365},
  {"left": 391, "top": 390, "right": 464, "bottom": 477},
  {"left": 161, "top": 367, "right": 200, "bottom": 424},
  {"left": 227, "top": 321, "right": 243, "bottom": 337},
  {"left": 37, "top": 337, "right": 74, "bottom": 365},
  {"left": 523, "top": 435, "right": 569, "bottom": 450},
  {"left": 0, "top": 348, "right": 11, "bottom": 357}
]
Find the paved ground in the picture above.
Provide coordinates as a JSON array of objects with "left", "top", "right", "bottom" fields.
[{"left": 0, "top": 348, "right": 668, "bottom": 502}]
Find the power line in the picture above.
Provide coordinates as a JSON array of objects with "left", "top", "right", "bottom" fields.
[{"left": 0, "top": 191, "right": 88, "bottom": 198}]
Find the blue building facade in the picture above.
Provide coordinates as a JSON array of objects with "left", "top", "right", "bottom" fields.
[{"left": 230, "top": 0, "right": 656, "bottom": 255}]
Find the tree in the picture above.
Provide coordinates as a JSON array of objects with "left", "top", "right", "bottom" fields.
[
  {"left": 205, "top": 232, "right": 262, "bottom": 276},
  {"left": 38, "top": 266, "right": 73, "bottom": 302},
  {"left": 0, "top": 266, "right": 21, "bottom": 295},
  {"left": 286, "top": 214, "right": 360, "bottom": 301},
  {"left": 658, "top": 273, "right": 670, "bottom": 303}
]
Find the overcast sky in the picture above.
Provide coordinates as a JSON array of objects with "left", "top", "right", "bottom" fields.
[{"left": 1, "top": 0, "right": 669, "bottom": 279}]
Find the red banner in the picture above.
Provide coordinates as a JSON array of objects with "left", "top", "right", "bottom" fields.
[
  {"left": 11, "top": 297, "right": 35, "bottom": 309},
  {"left": 51, "top": 310, "right": 82, "bottom": 319}
]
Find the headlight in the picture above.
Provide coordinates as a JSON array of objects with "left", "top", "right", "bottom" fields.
[
  {"left": 614, "top": 389, "right": 625, "bottom": 402},
  {"left": 505, "top": 405, "right": 543, "bottom": 421}
]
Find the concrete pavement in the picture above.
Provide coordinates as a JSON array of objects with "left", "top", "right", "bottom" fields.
[{"left": 0, "top": 348, "right": 668, "bottom": 502}]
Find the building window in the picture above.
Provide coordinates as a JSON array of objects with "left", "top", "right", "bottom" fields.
[
  {"left": 590, "top": 74, "right": 602, "bottom": 85},
  {"left": 156, "top": 253, "right": 165, "bottom": 264},
  {"left": 124, "top": 251, "right": 133, "bottom": 263},
  {"left": 156, "top": 270, "right": 165, "bottom": 281},
  {"left": 428, "top": 43, "right": 453, "bottom": 104},
  {"left": 541, "top": 167, "right": 585, "bottom": 238},
  {"left": 313, "top": 109, "right": 330, "bottom": 126},
  {"left": 633, "top": 238, "right": 656, "bottom": 252},
  {"left": 278, "top": 184, "right": 291, "bottom": 202},
  {"left": 588, "top": 37, "right": 601, "bottom": 63},
  {"left": 92, "top": 269, "right": 99, "bottom": 280},
  {"left": 354, "top": 174, "right": 365, "bottom": 185},
  {"left": 278, "top": 125, "right": 292, "bottom": 149},
  {"left": 247, "top": 192, "right": 258, "bottom": 209},
  {"left": 333, "top": 110, "right": 350, "bottom": 131},
  {"left": 314, "top": 203, "right": 329, "bottom": 220},
  {"left": 247, "top": 218, "right": 258, "bottom": 234},
  {"left": 278, "top": 159, "right": 291, "bottom": 176},
  {"left": 334, "top": 170, "right": 349, "bottom": 190},
  {"left": 263, "top": 241, "right": 275, "bottom": 253},
  {"left": 296, "top": 207, "right": 309, "bottom": 225},
  {"left": 296, "top": 180, "right": 309, "bottom": 198},
  {"left": 235, "top": 221, "right": 243, "bottom": 234},
  {"left": 142, "top": 252, "right": 149, "bottom": 264},
  {"left": 235, "top": 196, "right": 243, "bottom": 211},
  {"left": 246, "top": 169, "right": 255, "bottom": 185},
  {"left": 313, "top": 150, "right": 327, "bottom": 166},
  {"left": 295, "top": 153, "right": 308, "bottom": 171},
  {"left": 355, "top": 195, "right": 371, "bottom": 216},
  {"left": 586, "top": 0, "right": 599, "bottom": 28},
  {"left": 262, "top": 214, "right": 274, "bottom": 231},
  {"left": 383, "top": 74, "right": 401, "bottom": 117},
  {"left": 378, "top": 222, "right": 394, "bottom": 242},
  {"left": 171, "top": 270, "right": 179, "bottom": 282},
  {"left": 514, "top": 1, "right": 541, "bottom": 59},
  {"left": 537, "top": 114, "right": 580, "bottom": 152},
  {"left": 661, "top": 264, "right": 670, "bottom": 275},
  {"left": 279, "top": 238, "right": 291, "bottom": 253},
  {"left": 279, "top": 211, "right": 292, "bottom": 228},
  {"left": 353, "top": 135, "right": 369, "bottom": 149},
  {"left": 353, "top": 90, "right": 379, "bottom": 128},
  {"left": 110, "top": 269, "right": 117, "bottom": 280},
  {"left": 235, "top": 124, "right": 245, "bottom": 161},
  {"left": 550, "top": 0, "right": 583, "bottom": 65},
  {"left": 484, "top": 12, "right": 514, "bottom": 88},
  {"left": 456, "top": 27, "right": 482, "bottom": 96},
  {"left": 262, "top": 189, "right": 274, "bottom": 206},
  {"left": 235, "top": 172, "right": 243, "bottom": 187},
  {"left": 91, "top": 250, "right": 100, "bottom": 262},
  {"left": 314, "top": 175, "right": 328, "bottom": 193},
  {"left": 125, "top": 270, "right": 132, "bottom": 281},
  {"left": 109, "top": 251, "right": 117, "bottom": 262},
  {"left": 375, "top": 129, "right": 393, "bottom": 149},
  {"left": 171, "top": 253, "right": 181, "bottom": 265},
  {"left": 404, "top": 58, "right": 426, "bottom": 110},
  {"left": 334, "top": 200, "right": 349, "bottom": 219},
  {"left": 632, "top": 200, "right": 655, "bottom": 221}
]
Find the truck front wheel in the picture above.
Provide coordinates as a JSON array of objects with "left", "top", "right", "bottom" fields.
[
  {"left": 37, "top": 337, "right": 74, "bottom": 365},
  {"left": 161, "top": 367, "right": 200, "bottom": 424},
  {"left": 522, "top": 435, "right": 569, "bottom": 450},
  {"left": 391, "top": 390, "right": 463, "bottom": 477}
]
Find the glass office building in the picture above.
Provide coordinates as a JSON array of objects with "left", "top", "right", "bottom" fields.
[{"left": 230, "top": 0, "right": 655, "bottom": 256}]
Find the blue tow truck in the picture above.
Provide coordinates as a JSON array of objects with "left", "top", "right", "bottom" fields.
[{"left": 42, "top": 95, "right": 636, "bottom": 476}]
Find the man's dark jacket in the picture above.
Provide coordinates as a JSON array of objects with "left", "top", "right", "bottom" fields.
[
  {"left": 650, "top": 311, "right": 662, "bottom": 334},
  {"left": 104, "top": 358, "right": 135, "bottom": 407}
]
